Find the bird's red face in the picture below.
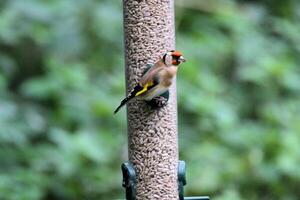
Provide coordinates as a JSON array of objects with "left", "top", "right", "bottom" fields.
[
  {"left": 171, "top": 50, "right": 186, "bottom": 66},
  {"left": 162, "top": 50, "right": 186, "bottom": 66}
]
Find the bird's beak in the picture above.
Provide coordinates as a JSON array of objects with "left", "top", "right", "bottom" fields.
[{"left": 179, "top": 56, "right": 186, "bottom": 62}]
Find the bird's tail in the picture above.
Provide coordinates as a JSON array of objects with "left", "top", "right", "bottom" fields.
[
  {"left": 114, "top": 84, "right": 144, "bottom": 114},
  {"left": 113, "top": 96, "right": 132, "bottom": 114}
]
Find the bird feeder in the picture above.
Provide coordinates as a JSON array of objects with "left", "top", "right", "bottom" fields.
[{"left": 121, "top": 0, "right": 210, "bottom": 199}]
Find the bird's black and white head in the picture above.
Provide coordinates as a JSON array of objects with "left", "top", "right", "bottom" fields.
[{"left": 162, "top": 50, "right": 186, "bottom": 67}]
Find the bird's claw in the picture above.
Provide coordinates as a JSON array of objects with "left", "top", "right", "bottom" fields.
[{"left": 146, "top": 96, "right": 168, "bottom": 109}]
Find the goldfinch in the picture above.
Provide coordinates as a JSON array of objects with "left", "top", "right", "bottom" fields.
[{"left": 114, "top": 50, "right": 186, "bottom": 114}]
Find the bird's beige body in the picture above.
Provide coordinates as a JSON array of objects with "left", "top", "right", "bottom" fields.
[
  {"left": 137, "top": 59, "right": 178, "bottom": 100},
  {"left": 140, "top": 64, "right": 177, "bottom": 100}
]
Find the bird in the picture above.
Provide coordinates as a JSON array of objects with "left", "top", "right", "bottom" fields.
[{"left": 114, "top": 50, "right": 186, "bottom": 114}]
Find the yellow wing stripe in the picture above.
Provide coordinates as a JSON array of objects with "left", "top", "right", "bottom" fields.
[{"left": 135, "top": 82, "right": 153, "bottom": 96}]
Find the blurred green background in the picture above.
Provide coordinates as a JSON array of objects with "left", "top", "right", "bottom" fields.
[{"left": 1, "top": 0, "right": 300, "bottom": 199}]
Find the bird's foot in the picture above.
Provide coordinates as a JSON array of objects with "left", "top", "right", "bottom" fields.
[{"left": 146, "top": 95, "right": 168, "bottom": 109}]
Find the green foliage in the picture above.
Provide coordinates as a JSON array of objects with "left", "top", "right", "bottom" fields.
[
  {"left": 177, "top": 1, "right": 300, "bottom": 199},
  {"left": 0, "top": 0, "right": 125, "bottom": 199},
  {"left": 0, "top": 0, "right": 300, "bottom": 199}
]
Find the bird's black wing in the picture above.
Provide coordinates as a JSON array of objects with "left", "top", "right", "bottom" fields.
[
  {"left": 114, "top": 84, "right": 143, "bottom": 114},
  {"left": 114, "top": 64, "right": 160, "bottom": 114}
]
